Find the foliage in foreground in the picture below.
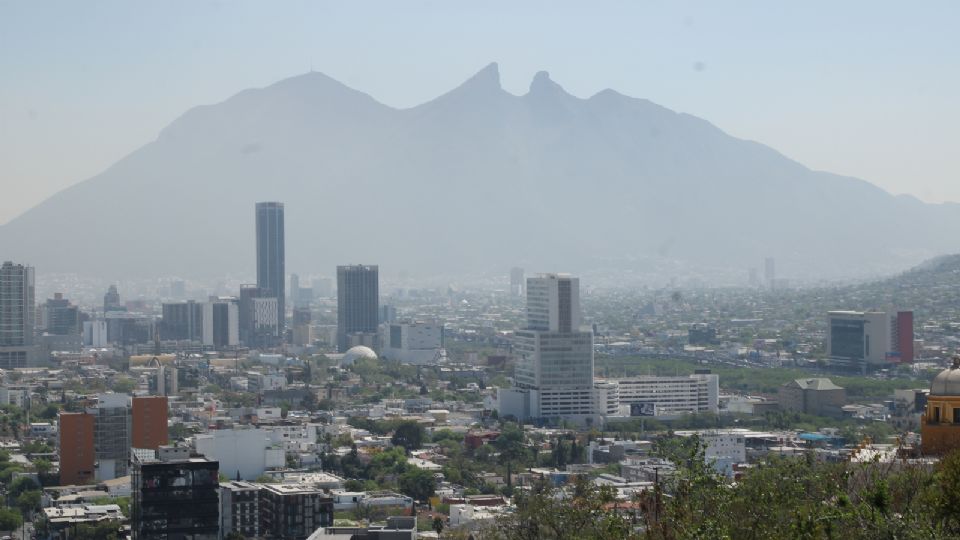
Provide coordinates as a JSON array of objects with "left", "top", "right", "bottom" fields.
[{"left": 484, "top": 443, "right": 960, "bottom": 540}]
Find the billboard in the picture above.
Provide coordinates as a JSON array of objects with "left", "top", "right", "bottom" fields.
[{"left": 630, "top": 402, "right": 657, "bottom": 417}]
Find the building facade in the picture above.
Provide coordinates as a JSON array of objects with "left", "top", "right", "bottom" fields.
[
  {"left": 90, "top": 393, "right": 132, "bottom": 480},
  {"left": 380, "top": 321, "right": 444, "bottom": 365},
  {"left": 160, "top": 301, "right": 203, "bottom": 341},
  {"left": 220, "top": 481, "right": 261, "bottom": 539},
  {"left": 132, "top": 396, "right": 168, "bottom": 450},
  {"left": 58, "top": 412, "right": 95, "bottom": 485},
  {"left": 259, "top": 483, "right": 334, "bottom": 540},
  {"left": 606, "top": 373, "right": 720, "bottom": 417},
  {"left": 779, "top": 378, "right": 847, "bottom": 417},
  {"left": 827, "top": 310, "right": 915, "bottom": 369},
  {"left": 336, "top": 265, "right": 379, "bottom": 353},
  {"left": 131, "top": 447, "right": 220, "bottom": 540},
  {"left": 256, "top": 202, "right": 286, "bottom": 337}
]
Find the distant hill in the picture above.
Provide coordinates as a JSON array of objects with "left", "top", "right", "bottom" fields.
[{"left": 2, "top": 63, "right": 959, "bottom": 281}]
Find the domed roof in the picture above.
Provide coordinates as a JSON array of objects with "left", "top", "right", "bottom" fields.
[
  {"left": 341, "top": 346, "right": 378, "bottom": 365},
  {"left": 931, "top": 358, "right": 960, "bottom": 396}
]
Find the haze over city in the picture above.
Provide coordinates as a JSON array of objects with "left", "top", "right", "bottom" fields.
[{"left": 2, "top": 3, "right": 960, "bottom": 540}]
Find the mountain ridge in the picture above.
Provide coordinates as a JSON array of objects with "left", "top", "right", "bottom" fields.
[{"left": 2, "top": 63, "right": 957, "bottom": 282}]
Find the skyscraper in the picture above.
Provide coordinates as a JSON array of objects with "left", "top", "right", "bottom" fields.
[
  {"left": 510, "top": 267, "right": 524, "bottom": 297},
  {"left": 336, "top": 265, "right": 379, "bottom": 352},
  {"left": 58, "top": 411, "right": 95, "bottom": 485},
  {"left": 41, "top": 293, "right": 80, "bottom": 335},
  {"left": 764, "top": 257, "right": 776, "bottom": 289},
  {"left": 256, "top": 202, "right": 285, "bottom": 337},
  {"left": 0, "top": 261, "right": 35, "bottom": 369},
  {"left": 498, "top": 273, "right": 597, "bottom": 423},
  {"left": 103, "top": 284, "right": 122, "bottom": 313}
]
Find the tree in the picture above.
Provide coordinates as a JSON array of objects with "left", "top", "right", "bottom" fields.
[
  {"left": 9, "top": 475, "right": 38, "bottom": 497},
  {"left": 0, "top": 507, "right": 22, "bottom": 531},
  {"left": 71, "top": 521, "right": 121, "bottom": 540},
  {"left": 433, "top": 516, "right": 445, "bottom": 537},
  {"left": 391, "top": 421, "right": 426, "bottom": 452},
  {"left": 399, "top": 468, "right": 436, "bottom": 502},
  {"left": 16, "top": 489, "right": 41, "bottom": 515}
]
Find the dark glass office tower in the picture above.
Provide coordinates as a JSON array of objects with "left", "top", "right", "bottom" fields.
[
  {"left": 255, "top": 202, "right": 285, "bottom": 337},
  {"left": 336, "top": 265, "right": 379, "bottom": 352}
]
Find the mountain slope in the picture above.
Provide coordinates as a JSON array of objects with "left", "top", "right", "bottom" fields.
[{"left": 2, "top": 63, "right": 958, "bottom": 281}]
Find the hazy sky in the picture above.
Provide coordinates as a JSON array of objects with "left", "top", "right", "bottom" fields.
[{"left": 1, "top": 1, "right": 958, "bottom": 225}]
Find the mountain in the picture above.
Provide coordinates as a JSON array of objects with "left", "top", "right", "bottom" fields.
[{"left": 3, "top": 62, "right": 959, "bottom": 282}]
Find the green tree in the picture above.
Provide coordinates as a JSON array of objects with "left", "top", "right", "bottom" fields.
[
  {"left": 16, "top": 489, "right": 41, "bottom": 515},
  {"left": 433, "top": 516, "right": 444, "bottom": 537},
  {"left": 391, "top": 421, "right": 426, "bottom": 452},
  {"left": 9, "top": 476, "right": 38, "bottom": 497},
  {"left": 399, "top": 468, "right": 436, "bottom": 502},
  {"left": 0, "top": 507, "right": 22, "bottom": 531}
]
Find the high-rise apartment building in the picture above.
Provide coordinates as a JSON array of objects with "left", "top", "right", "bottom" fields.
[
  {"left": 58, "top": 412, "right": 95, "bottom": 485},
  {"left": 132, "top": 396, "right": 168, "bottom": 450},
  {"left": 498, "top": 274, "right": 597, "bottom": 423},
  {"left": 336, "top": 265, "right": 379, "bottom": 353},
  {"left": 256, "top": 202, "right": 285, "bottom": 337},
  {"left": 0, "top": 261, "right": 36, "bottom": 369}
]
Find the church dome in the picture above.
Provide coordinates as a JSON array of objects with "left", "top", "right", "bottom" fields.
[
  {"left": 341, "top": 346, "right": 378, "bottom": 366},
  {"left": 931, "top": 358, "right": 960, "bottom": 396}
]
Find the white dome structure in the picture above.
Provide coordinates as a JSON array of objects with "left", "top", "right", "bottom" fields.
[
  {"left": 341, "top": 346, "right": 378, "bottom": 366},
  {"left": 931, "top": 358, "right": 960, "bottom": 396}
]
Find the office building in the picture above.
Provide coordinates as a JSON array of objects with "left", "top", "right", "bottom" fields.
[
  {"left": 103, "top": 284, "right": 122, "bottom": 313},
  {"left": 58, "top": 412, "right": 96, "bottom": 485},
  {"left": 221, "top": 481, "right": 261, "bottom": 539},
  {"left": 381, "top": 321, "right": 444, "bottom": 365},
  {"left": 0, "top": 261, "right": 35, "bottom": 369},
  {"left": 510, "top": 267, "right": 524, "bottom": 297},
  {"left": 260, "top": 483, "right": 334, "bottom": 540},
  {"left": 827, "top": 310, "right": 915, "bottom": 369},
  {"left": 202, "top": 298, "right": 239, "bottom": 349},
  {"left": 160, "top": 301, "right": 202, "bottom": 341},
  {"left": 292, "top": 307, "right": 312, "bottom": 346},
  {"left": 290, "top": 273, "right": 300, "bottom": 309},
  {"left": 337, "top": 265, "right": 379, "bottom": 353},
  {"left": 82, "top": 320, "right": 108, "bottom": 347},
  {"left": 239, "top": 285, "right": 280, "bottom": 348},
  {"left": 91, "top": 393, "right": 132, "bottom": 480},
  {"left": 498, "top": 274, "right": 597, "bottom": 423},
  {"left": 104, "top": 311, "right": 154, "bottom": 346},
  {"left": 132, "top": 396, "right": 168, "bottom": 450},
  {"left": 131, "top": 446, "right": 219, "bottom": 540},
  {"left": 256, "top": 202, "right": 285, "bottom": 336},
  {"left": 606, "top": 373, "right": 720, "bottom": 417},
  {"left": 41, "top": 293, "right": 81, "bottom": 335}
]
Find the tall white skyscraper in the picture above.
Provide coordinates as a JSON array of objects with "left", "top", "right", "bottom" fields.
[{"left": 499, "top": 273, "right": 597, "bottom": 424}]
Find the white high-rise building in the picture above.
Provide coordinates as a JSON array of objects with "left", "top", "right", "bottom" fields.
[{"left": 498, "top": 274, "right": 598, "bottom": 424}]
